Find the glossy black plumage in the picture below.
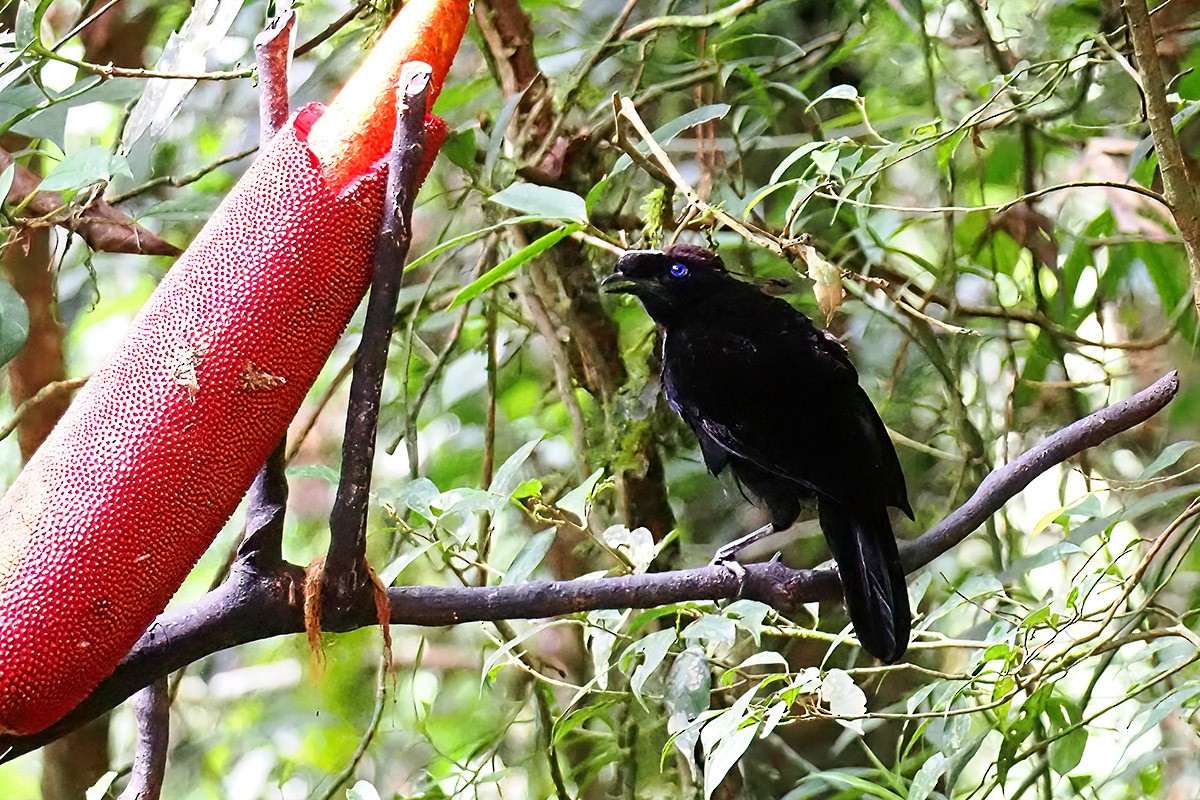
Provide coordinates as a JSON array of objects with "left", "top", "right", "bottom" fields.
[{"left": 603, "top": 244, "right": 912, "bottom": 662}]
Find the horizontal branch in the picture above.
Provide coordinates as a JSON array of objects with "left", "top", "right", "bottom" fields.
[{"left": 0, "top": 371, "right": 1179, "bottom": 761}]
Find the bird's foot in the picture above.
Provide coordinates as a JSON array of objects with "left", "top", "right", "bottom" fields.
[
  {"left": 710, "top": 553, "right": 747, "bottom": 596},
  {"left": 709, "top": 522, "right": 775, "bottom": 565}
]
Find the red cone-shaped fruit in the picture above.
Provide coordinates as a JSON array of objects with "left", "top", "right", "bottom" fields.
[{"left": 0, "top": 0, "right": 469, "bottom": 736}]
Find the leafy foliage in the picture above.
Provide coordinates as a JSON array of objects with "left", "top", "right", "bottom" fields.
[{"left": 2, "top": 0, "right": 1200, "bottom": 798}]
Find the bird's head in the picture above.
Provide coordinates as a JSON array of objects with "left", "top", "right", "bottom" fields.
[{"left": 602, "top": 244, "right": 728, "bottom": 320}]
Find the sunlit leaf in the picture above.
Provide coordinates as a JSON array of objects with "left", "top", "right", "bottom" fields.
[
  {"left": 450, "top": 223, "right": 582, "bottom": 309},
  {"left": 491, "top": 182, "right": 588, "bottom": 223}
]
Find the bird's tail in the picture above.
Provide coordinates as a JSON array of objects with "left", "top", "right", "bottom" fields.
[{"left": 818, "top": 501, "right": 910, "bottom": 662}]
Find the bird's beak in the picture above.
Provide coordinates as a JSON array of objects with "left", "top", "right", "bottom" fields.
[
  {"left": 600, "top": 270, "right": 637, "bottom": 294},
  {"left": 602, "top": 249, "right": 661, "bottom": 294}
]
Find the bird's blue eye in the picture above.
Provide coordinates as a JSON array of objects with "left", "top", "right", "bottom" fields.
[{"left": 670, "top": 263, "right": 689, "bottom": 279}]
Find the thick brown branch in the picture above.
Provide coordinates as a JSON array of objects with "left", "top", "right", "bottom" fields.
[
  {"left": 0, "top": 148, "right": 179, "bottom": 257},
  {"left": 1121, "top": 0, "right": 1200, "bottom": 314},
  {"left": 0, "top": 371, "right": 1177, "bottom": 762}
]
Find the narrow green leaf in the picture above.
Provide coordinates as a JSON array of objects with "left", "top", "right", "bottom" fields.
[
  {"left": 556, "top": 467, "right": 605, "bottom": 524},
  {"left": 0, "top": 164, "right": 15, "bottom": 205},
  {"left": 612, "top": 103, "right": 731, "bottom": 175},
  {"left": 805, "top": 83, "right": 859, "bottom": 111},
  {"left": 704, "top": 722, "right": 758, "bottom": 799},
  {"left": 502, "top": 528, "right": 555, "bottom": 585},
  {"left": 284, "top": 464, "right": 340, "bottom": 484},
  {"left": 629, "top": 628, "right": 676, "bottom": 700},
  {"left": 1137, "top": 440, "right": 1199, "bottom": 480},
  {"left": 404, "top": 215, "right": 544, "bottom": 273},
  {"left": 449, "top": 223, "right": 582, "bottom": 309},
  {"left": 483, "top": 89, "right": 525, "bottom": 188},
  {"left": 492, "top": 438, "right": 542, "bottom": 498}
]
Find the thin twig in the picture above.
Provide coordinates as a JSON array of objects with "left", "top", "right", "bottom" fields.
[
  {"left": 106, "top": 147, "right": 258, "bottom": 205},
  {"left": 0, "top": 376, "right": 88, "bottom": 444},
  {"left": 621, "top": 0, "right": 765, "bottom": 40}
]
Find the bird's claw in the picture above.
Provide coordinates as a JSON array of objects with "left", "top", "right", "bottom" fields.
[{"left": 710, "top": 553, "right": 747, "bottom": 596}]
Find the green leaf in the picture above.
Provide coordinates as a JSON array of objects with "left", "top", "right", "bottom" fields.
[
  {"left": 805, "top": 83, "right": 859, "bottom": 111},
  {"left": 502, "top": 528, "right": 555, "bottom": 585},
  {"left": 724, "top": 599, "right": 771, "bottom": 645},
  {"left": 490, "top": 183, "right": 588, "bottom": 223},
  {"left": 0, "top": 278, "right": 30, "bottom": 368},
  {"left": 611, "top": 103, "right": 731, "bottom": 175},
  {"left": 704, "top": 721, "right": 758, "bottom": 799},
  {"left": 665, "top": 647, "right": 711, "bottom": 721},
  {"left": 386, "top": 478, "right": 441, "bottom": 519},
  {"left": 909, "top": 753, "right": 948, "bottom": 800},
  {"left": 84, "top": 772, "right": 119, "bottom": 800},
  {"left": 682, "top": 614, "right": 736, "bottom": 648},
  {"left": 440, "top": 126, "right": 479, "bottom": 174},
  {"left": 492, "top": 438, "right": 541, "bottom": 498},
  {"left": 510, "top": 478, "right": 543, "bottom": 501},
  {"left": 404, "top": 216, "right": 545, "bottom": 273},
  {"left": 1137, "top": 440, "right": 1199, "bottom": 480},
  {"left": 483, "top": 89, "right": 525, "bottom": 188},
  {"left": 551, "top": 699, "right": 616, "bottom": 747},
  {"left": 820, "top": 669, "right": 866, "bottom": 735},
  {"left": 285, "top": 464, "right": 340, "bottom": 484},
  {"left": 15, "top": 0, "right": 55, "bottom": 51},
  {"left": 38, "top": 146, "right": 132, "bottom": 194},
  {"left": 629, "top": 628, "right": 676, "bottom": 700},
  {"left": 0, "top": 164, "right": 15, "bottom": 205},
  {"left": 555, "top": 467, "right": 605, "bottom": 524},
  {"left": 450, "top": 223, "right": 582, "bottom": 309}
]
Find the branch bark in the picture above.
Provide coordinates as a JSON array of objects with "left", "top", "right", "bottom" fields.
[
  {"left": 115, "top": 680, "right": 169, "bottom": 800},
  {"left": 239, "top": 7, "right": 298, "bottom": 568},
  {"left": 323, "top": 62, "right": 431, "bottom": 616},
  {"left": 0, "top": 370, "right": 1178, "bottom": 762},
  {"left": 1121, "top": 0, "right": 1200, "bottom": 315},
  {"left": 0, "top": 148, "right": 180, "bottom": 257}
]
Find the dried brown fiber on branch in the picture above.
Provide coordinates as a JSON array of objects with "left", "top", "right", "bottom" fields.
[{"left": 0, "top": 370, "right": 1178, "bottom": 762}]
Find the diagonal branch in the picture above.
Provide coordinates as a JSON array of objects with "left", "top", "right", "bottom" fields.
[
  {"left": 0, "top": 370, "right": 1177, "bottom": 762},
  {"left": 0, "top": 148, "right": 179, "bottom": 257},
  {"left": 324, "top": 62, "right": 432, "bottom": 614},
  {"left": 1121, "top": 0, "right": 1200, "bottom": 315}
]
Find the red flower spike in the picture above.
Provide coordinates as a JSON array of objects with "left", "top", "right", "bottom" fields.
[{"left": 0, "top": 0, "right": 469, "bottom": 737}]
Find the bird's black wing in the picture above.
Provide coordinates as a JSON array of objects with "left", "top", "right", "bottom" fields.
[{"left": 661, "top": 291, "right": 911, "bottom": 517}]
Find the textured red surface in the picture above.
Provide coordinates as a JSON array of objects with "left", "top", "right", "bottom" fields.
[
  {"left": 0, "top": 105, "right": 393, "bottom": 735},
  {"left": 307, "top": 0, "right": 468, "bottom": 191}
]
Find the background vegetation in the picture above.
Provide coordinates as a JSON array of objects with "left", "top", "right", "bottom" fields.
[{"left": 2, "top": 0, "right": 1200, "bottom": 797}]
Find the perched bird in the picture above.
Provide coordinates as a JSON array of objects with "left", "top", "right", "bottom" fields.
[{"left": 602, "top": 244, "right": 912, "bottom": 662}]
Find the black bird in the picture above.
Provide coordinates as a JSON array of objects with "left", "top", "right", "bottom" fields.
[{"left": 602, "top": 244, "right": 912, "bottom": 662}]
